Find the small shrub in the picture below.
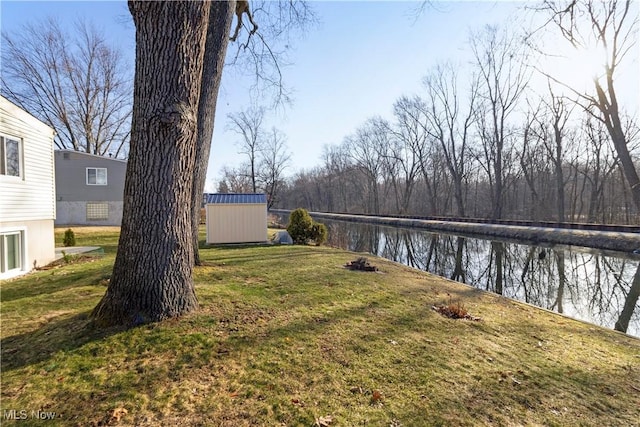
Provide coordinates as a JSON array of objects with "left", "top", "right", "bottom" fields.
[
  {"left": 310, "top": 222, "right": 327, "bottom": 245},
  {"left": 63, "top": 228, "right": 76, "bottom": 247},
  {"left": 61, "top": 250, "right": 73, "bottom": 264},
  {"left": 286, "top": 208, "right": 328, "bottom": 245},
  {"left": 287, "top": 208, "right": 314, "bottom": 244}
]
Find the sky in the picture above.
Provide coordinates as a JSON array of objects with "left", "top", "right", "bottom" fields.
[{"left": 1, "top": 1, "right": 638, "bottom": 192}]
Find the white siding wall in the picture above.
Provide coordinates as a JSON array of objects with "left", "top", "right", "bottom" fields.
[
  {"left": 1, "top": 219, "right": 55, "bottom": 274},
  {"left": 0, "top": 97, "right": 56, "bottom": 278},
  {"left": 0, "top": 97, "right": 56, "bottom": 222},
  {"left": 206, "top": 203, "right": 267, "bottom": 244}
]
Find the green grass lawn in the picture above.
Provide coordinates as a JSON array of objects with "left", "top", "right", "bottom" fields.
[{"left": 1, "top": 227, "right": 639, "bottom": 426}]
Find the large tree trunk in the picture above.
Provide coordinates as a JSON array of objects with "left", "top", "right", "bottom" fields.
[
  {"left": 192, "top": 1, "right": 235, "bottom": 266},
  {"left": 589, "top": 76, "right": 640, "bottom": 213},
  {"left": 93, "top": 1, "right": 211, "bottom": 326}
]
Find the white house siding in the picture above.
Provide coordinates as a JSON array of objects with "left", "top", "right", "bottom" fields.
[
  {"left": 0, "top": 219, "right": 55, "bottom": 271},
  {"left": 206, "top": 203, "right": 268, "bottom": 244},
  {"left": 0, "top": 96, "right": 56, "bottom": 278}
]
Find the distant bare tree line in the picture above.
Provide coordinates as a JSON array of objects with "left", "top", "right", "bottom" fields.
[
  {"left": 274, "top": 2, "right": 639, "bottom": 225},
  {"left": 277, "top": 95, "right": 637, "bottom": 223}
]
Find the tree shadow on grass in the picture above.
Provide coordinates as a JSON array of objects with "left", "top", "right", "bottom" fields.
[
  {"left": 0, "top": 259, "right": 113, "bottom": 303},
  {"left": 200, "top": 248, "right": 327, "bottom": 266},
  {"left": 1, "top": 311, "right": 125, "bottom": 372}
]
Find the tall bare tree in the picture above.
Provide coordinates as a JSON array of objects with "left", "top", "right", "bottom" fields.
[
  {"left": 259, "top": 127, "right": 291, "bottom": 208},
  {"left": 471, "top": 25, "right": 529, "bottom": 219},
  {"left": 386, "top": 97, "right": 429, "bottom": 214},
  {"left": 228, "top": 106, "right": 266, "bottom": 193},
  {"left": 527, "top": 84, "right": 575, "bottom": 222},
  {"left": 344, "top": 118, "right": 388, "bottom": 214},
  {"left": 537, "top": 0, "right": 640, "bottom": 211},
  {"left": 2, "top": 18, "right": 131, "bottom": 157},
  {"left": 422, "top": 63, "right": 479, "bottom": 216}
]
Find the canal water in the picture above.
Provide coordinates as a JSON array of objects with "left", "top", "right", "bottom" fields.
[{"left": 274, "top": 214, "right": 640, "bottom": 337}]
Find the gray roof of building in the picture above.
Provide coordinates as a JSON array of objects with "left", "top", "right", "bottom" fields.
[{"left": 205, "top": 193, "right": 267, "bottom": 204}]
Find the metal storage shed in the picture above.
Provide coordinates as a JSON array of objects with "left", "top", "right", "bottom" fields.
[{"left": 205, "top": 193, "right": 268, "bottom": 244}]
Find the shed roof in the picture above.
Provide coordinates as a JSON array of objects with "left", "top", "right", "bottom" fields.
[{"left": 206, "top": 193, "right": 267, "bottom": 204}]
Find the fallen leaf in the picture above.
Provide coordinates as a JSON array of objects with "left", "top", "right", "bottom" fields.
[
  {"left": 110, "top": 408, "right": 127, "bottom": 422},
  {"left": 315, "top": 415, "right": 333, "bottom": 426},
  {"left": 371, "top": 390, "right": 383, "bottom": 405}
]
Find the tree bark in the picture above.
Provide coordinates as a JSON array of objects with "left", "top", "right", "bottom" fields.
[
  {"left": 93, "top": 1, "right": 211, "bottom": 326},
  {"left": 192, "top": 1, "right": 235, "bottom": 266},
  {"left": 597, "top": 84, "right": 640, "bottom": 211}
]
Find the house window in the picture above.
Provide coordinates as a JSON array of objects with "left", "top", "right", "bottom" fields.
[
  {"left": 0, "top": 231, "right": 23, "bottom": 274},
  {"left": 0, "top": 136, "right": 22, "bottom": 177},
  {"left": 86, "top": 167, "right": 107, "bottom": 185},
  {"left": 86, "top": 202, "right": 109, "bottom": 220}
]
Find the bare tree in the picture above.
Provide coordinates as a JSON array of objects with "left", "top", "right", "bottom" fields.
[
  {"left": 470, "top": 25, "right": 530, "bottom": 219},
  {"left": 226, "top": 0, "right": 317, "bottom": 106},
  {"left": 344, "top": 118, "right": 388, "bottom": 214},
  {"left": 422, "top": 63, "right": 479, "bottom": 216},
  {"left": 527, "top": 85, "right": 575, "bottom": 222},
  {"left": 218, "top": 165, "right": 255, "bottom": 193},
  {"left": 536, "top": 0, "right": 640, "bottom": 211},
  {"left": 227, "top": 106, "right": 266, "bottom": 193},
  {"left": 2, "top": 18, "right": 131, "bottom": 157},
  {"left": 386, "top": 97, "right": 430, "bottom": 215},
  {"left": 258, "top": 127, "right": 291, "bottom": 208},
  {"left": 320, "top": 144, "right": 352, "bottom": 212},
  {"left": 575, "top": 114, "right": 619, "bottom": 222},
  {"left": 519, "top": 110, "right": 552, "bottom": 219}
]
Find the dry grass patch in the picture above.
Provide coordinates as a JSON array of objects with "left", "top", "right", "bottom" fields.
[{"left": 1, "top": 227, "right": 639, "bottom": 426}]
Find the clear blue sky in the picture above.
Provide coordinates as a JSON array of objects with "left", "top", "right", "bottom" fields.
[{"left": 2, "top": 1, "right": 638, "bottom": 191}]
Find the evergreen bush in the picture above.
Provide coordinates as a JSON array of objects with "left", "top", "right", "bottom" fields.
[
  {"left": 287, "top": 208, "right": 314, "bottom": 244},
  {"left": 310, "top": 223, "right": 327, "bottom": 245},
  {"left": 286, "top": 208, "right": 327, "bottom": 245},
  {"left": 63, "top": 228, "right": 76, "bottom": 247}
]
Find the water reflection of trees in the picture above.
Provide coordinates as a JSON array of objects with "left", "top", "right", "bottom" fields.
[{"left": 324, "top": 220, "right": 639, "bottom": 336}]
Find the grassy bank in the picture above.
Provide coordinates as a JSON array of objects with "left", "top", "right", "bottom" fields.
[{"left": 1, "top": 227, "right": 639, "bottom": 426}]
